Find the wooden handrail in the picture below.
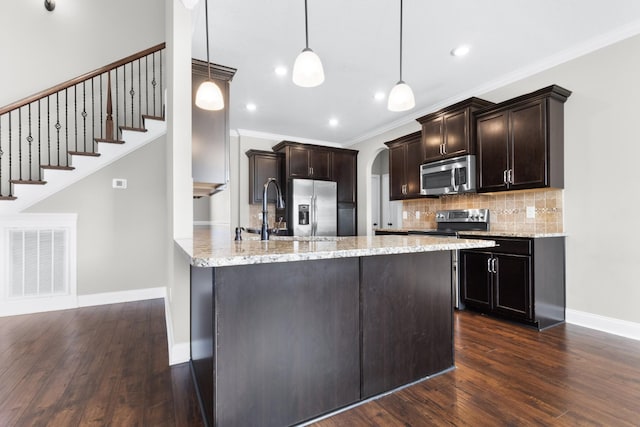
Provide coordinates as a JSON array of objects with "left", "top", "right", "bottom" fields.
[{"left": 0, "top": 42, "right": 166, "bottom": 116}]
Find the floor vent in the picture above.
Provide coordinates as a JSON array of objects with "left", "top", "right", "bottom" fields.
[{"left": 9, "top": 229, "right": 69, "bottom": 298}]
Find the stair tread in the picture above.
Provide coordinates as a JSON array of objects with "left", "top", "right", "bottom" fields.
[
  {"left": 11, "top": 180, "right": 47, "bottom": 185},
  {"left": 119, "top": 126, "right": 147, "bottom": 133},
  {"left": 142, "top": 114, "right": 165, "bottom": 122},
  {"left": 0, "top": 196, "right": 17, "bottom": 200},
  {"left": 95, "top": 138, "right": 125, "bottom": 144},
  {"left": 68, "top": 151, "right": 101, "bottom": 157},
  {"left": 41, "top": 165, "right": 75, "bottom": 170}
]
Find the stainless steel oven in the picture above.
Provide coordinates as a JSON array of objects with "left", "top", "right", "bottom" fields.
[{"left": 409, "top": 208, "right": 490, "bottom": 309}]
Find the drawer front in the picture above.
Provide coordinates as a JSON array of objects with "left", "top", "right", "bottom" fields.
[{"left": 460, "top": 235, "right": 531, "bottom": 256}]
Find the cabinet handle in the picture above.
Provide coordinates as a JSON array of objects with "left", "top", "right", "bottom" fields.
[
  {"left": 503, "top": 170, "right": 508, "bottom": 184},
  {"left": 487, "top": 258, "right": 492, "bottom": 273},
  {"left": 491, "top": 258, "right": 498, "bottom": 274},
  {"left": 442, "top": 143, "right": 446, "bottom": 155},
  {"left": 309, "top": 167, "right": 313, "bottom": 176},
  {"left": 508, "top": 169, "right": 513, "bottom": 184}
]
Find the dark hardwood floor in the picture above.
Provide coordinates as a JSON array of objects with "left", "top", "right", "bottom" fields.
[{"left": 2, "top": 300, "right": 640, "bottom": 426}]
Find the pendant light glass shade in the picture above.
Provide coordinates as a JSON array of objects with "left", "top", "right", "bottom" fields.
[
  {"left": 195, "top": 80, "right": 224, "bottom": 110},
  {"left": 292, "top": 48, "right": 325, "bottom": 87},
  {"left": 388, "top": 0, "right": 414, "bottom": 112},
  {"left": 195, "top": 0, "right": 225, "bottom": 111},
  {"left": 388, "top": 80, "right": 415, "bottom": 112},
  {"left": 180, "top": 0, "right": 200, "bottom": 10},
  {"left": 293, "top": 0, "right": 324, "bottom": 88}
]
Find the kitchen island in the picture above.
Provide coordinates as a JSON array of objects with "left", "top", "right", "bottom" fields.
[{"left": 176, "top": 228, "right": 495, "bottom": 427}]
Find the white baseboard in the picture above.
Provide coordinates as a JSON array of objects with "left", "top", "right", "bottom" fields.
[
  {"left": 164, "top": 296, "right": 190, "bottom": 366},
  {"left": 566, "top": 309, "right": 640, "bottom": 341},
  {"left": 0, "top": 295, "right": 78, "bottom": 317},
  {"left": 77, "top": 287, "right": 166, "bottom": 307}
]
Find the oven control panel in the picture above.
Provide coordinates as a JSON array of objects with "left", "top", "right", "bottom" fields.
[{"left": 435, "top": 209, "right": 489, "bottom": 223}]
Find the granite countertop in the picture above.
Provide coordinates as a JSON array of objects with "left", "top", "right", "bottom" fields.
[
  {"left": 176, "top": 226, "right": 496, "bottom": 268},
  {"left": 374, "top": 228, "right": 566, "bottom": 239}
]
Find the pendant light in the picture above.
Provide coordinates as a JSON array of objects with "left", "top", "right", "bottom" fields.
[
  {"left": 195, "top": 0, "right": 225, "bottom": 111},
  {"left": 387, "top": 0, "right": 415, "bottom": 112},
  {"left": 292, "top": 0, "right": 325, "bottom": 88}
]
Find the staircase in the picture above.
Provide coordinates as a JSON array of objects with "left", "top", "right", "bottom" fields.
[{"left": 0, "top": 44, "right": 166, "bottom": 215}]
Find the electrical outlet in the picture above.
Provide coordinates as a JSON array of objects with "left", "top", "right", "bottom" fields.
[
  {"left": 415, "top": 211, "right": 420, "bottom": 219},
  {"left": 526, "top": 206, "right": 536, "bottom": 219},
  {"left": 402, "top": 211, "right": 408, "bottom": 220}
]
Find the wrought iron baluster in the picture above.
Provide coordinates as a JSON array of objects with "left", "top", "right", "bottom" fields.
[
  {"left": 137, "top": 58, "right": 141, "bottom": 128},
  {"left": 56, "top": 92, "right": 61, "bottom": 166},
  {"left": 27, "top": 104, "right": 33, "bottom": 181},
  {"left": 0, "top": 115, "right": 3, "bottom": 196},
  {"left": 8, "top": 112, "right": 12, "bottom": 195},
  {"left": 106, "top": 72, "right": 114, "bottom": 140},
  {"left": 18, "top": 109, "right": 22, "bottom": 181},
  {"left": 47, "top": 97, "right": 51, "bottom": 166},
  {"left": 65, "top": 88, "right": 69, "bottom": 165},
  {"left": 100, "top": 74, "right": 104, "bottom": 139},
  {"left": 115, "top": 68, "right": 119, "bottom": 136},
  {"left": 159, "top": 50, "right": 163, "bottom": 117},
  {"left": 152, "top": 52, "right": 157, "bottom": 116},
  {"left": 130, "top": 61, "right": 135, "bottom": 126},
  {"left": 82, "top": 81, "right": 87, "bottom": 152},
  {"left": 145, "top": 56, "right": 149, "bottom": 117},
  {"left": 74, "top": 85, "right": 78, "bottom": 153},
  {"left": 38, "top": 100, "right": 41, "bottom": 180}
]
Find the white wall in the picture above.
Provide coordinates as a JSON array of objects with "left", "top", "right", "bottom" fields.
[
  {"left": 0, "top": 0, "right": 165, "bottom": 107},
  {"left": 350, "top": 34, "right": 640, "bottom": 325},
  {"left": 26, "top": 137, "right": 168, "bottom": 295}
]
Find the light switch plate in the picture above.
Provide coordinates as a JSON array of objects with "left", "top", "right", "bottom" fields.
[
  {"left": 415, "top": 211, "right": 420, "bottom": 219},
  {"left": 402, "top": 211, "right": 408, "bottom": 220},
  {"left": 112, "top": 178, "right": 127, "bottom": 189},
  {"left": 526, "top": 206, "right": 535, "bottom": 218}
]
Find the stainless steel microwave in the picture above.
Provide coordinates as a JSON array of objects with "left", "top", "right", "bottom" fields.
[{"left": 420, "top": 154, "right": 477, "bottom": 196}]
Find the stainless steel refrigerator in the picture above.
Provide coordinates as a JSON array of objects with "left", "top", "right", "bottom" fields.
[{"left": 290, "top": 179, "right": 337, "bottom": 237}]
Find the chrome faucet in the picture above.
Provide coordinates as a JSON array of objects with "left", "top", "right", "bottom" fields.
[{"left": 261, "top": 178, "right": 285, "bottom": 240}]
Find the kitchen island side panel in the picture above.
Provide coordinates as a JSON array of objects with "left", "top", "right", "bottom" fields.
[
  {"left": 190, "top": 266, "right": 215, "bottom": 426},
  {"left": 361, "top": 251, "right": 454, "bottom": 398},
  {"left": 214, "top": 258, "right": 360, "bottom": 427}
]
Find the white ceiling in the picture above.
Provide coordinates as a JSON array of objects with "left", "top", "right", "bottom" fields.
[{"left": 190, "top": 0, "right": 640, "bottom": 146}]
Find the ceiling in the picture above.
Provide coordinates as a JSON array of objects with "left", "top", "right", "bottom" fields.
[{"left": 190, "top": 0, "right": 640, "bottom": 146}]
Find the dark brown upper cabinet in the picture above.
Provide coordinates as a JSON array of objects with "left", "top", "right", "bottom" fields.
[
  {"left": 475, "top": 85, "right": 571, "bottom": 193},
  {"left": 246, "top": 150, "right": 284, "bottom": 204},
  {"left": 385, "top": 131, "right": 424, "bottom": 200},
  {"left": 191, "top": 59, "right": 236, "bottom": 198},
  {"left": 273, "top": 141, "right": 331, "bottom": 180},
  {"left": 417, "top": 98, "right": 494, "bottom": 163}
]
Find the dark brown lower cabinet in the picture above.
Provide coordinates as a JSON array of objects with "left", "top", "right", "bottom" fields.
[
  {"left": 361, "top": 251, "right": 453, "bottom": 398},
  {"left": 191, "top": 251, "right": 455, "bottom": 426},
  {"left": 459, "top": 235, "right": 565, "bottom": 329}
]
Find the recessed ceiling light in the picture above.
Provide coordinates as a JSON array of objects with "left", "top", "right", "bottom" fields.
[
  {"left": 374, "top": 92, "right": 386, "bottom": 101},
  {"left": 246, "top": 103, "right": 257, "bottom": 111},
  {"left": 451, "top": 45, "right": 470, "bottom": 57},
  {"left": 329, "top": 118, "right": 339, "bottom": 127},
  {"left": 274, "top": 66, "right": 287, "bottom": 76}
]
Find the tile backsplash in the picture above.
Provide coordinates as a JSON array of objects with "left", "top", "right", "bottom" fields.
[{"left": 401, "top": 188, "right": 563, "bottom": 234}]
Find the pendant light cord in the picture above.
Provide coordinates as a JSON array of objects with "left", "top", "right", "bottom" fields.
[
  {"left": 399, "top": 0, "right": 403, "bottom": 82},
  {"left": 205, "top": 0, "right": 211, "bottom": 80},
  {"left": 304, "top": 0, "right": 310, "bottom": 49}
]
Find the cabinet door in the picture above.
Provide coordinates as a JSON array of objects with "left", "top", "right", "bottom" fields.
[
  {"left": 309, "top": 149, "right": 331, "bottom": 180},
  {"left": 249, "top": 153, "right": 282, "bottom": 204},
  {"left": 288, "top": 146, "right": 311, "bottom": 178},
  {"left": 405, "top": 137, "right": 424, "bottom": 197},
  {"left": 443, "top": 109, "right": 468, "bottom": 158},
  {"left": 422, "top": 116, "right": 443, "bottom": 162},
  {"left": 510, "top": 100, "right": 547, "bottom": 189},
  {"left": 493, "top": 254, "right": 532, "bottom": 320},
  {"left": 477, "top": 111, "right": 509, "bottom": 192},
  {"left": 332, "top": 151, "right": 357, "bottom": 204},
  {"left": 388, "top": 144, "right": 406, "bottom": 200},
  {"left": 460, "top": 251, "right": 492, "bottom": 311}
]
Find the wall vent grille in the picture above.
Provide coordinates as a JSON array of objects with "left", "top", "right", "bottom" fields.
[{"left": 8, "top": 229, "right": 69, "bottom": 298}]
